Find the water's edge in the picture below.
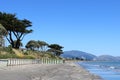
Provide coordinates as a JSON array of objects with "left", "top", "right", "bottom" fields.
[{"left": 77, "top": 61, "right": 120, "bottom": 80}]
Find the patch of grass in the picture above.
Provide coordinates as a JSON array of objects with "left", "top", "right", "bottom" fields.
[
  {"left": 0, "top": 46, "right": 14, "bottom": 54},
  {"left": 23, "top": 55, "right": 35, "bottom": 59},
  {"left": 0, "top": 47, "right": 62, "bottom": 59},
  {"left": 0, "top": 54, "right": 19, "bottom": 59}
]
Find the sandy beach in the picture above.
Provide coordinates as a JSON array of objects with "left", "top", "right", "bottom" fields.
[{"left": 0, "top": 62, "right": 102, "bottom": 80}]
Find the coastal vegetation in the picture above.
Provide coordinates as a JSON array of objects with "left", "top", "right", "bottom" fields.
[
  {"left": 0, "top": 12, "right": 32, "bottom": 49},
  {"left": 0, "top": 24, "right": 7, "bottom": 47},
  {"left": 0, "top": 12, "right": 63, "bottom": 59}
]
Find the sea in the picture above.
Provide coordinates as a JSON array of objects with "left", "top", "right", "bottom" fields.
[{"left": 77, "top": 61, "right": 120, "bottom": 80}]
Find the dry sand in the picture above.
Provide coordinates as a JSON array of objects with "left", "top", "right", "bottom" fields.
[{"left": 0, "top": 62, "right": 103, "bottom": 80}]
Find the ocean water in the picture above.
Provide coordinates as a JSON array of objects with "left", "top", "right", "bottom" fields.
[{"left": 77, "top": 61, "right": 120, "bottom": 80}]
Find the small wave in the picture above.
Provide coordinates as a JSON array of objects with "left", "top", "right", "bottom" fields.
[
  {"left": 109, "top": 66, "right": 116, "bottom": 69},
  {"left": 94, "top": 65, "right": 100, "bottom": 67},
  {"left": 109, "top": 66, "right": 120, "bottom": 70}
]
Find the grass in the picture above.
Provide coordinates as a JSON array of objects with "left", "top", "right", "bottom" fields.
[{"left": 0, "top": 47, "right": 61, "bottom": 59}]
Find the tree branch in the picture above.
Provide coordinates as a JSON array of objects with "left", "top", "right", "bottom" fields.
[
  {"left": 13, "top": 31, "right": 18, "bottom": 39},
  {"left": 5, "top": 36, "right": 11, "bottom": 44}
]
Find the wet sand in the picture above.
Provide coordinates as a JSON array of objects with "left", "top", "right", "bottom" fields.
[{"left": 0, "top": 62, "right": 102, "bottom": 80}]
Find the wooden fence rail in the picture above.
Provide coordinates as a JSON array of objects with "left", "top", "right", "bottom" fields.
[
  {"left": 41, "top": 58, "right": 64, "bottom": 64},
  {"left": 7, "top": 59, "right": 39, "bottom": 66},
  {"left": 0, "top": 59, "right": 8, "bottom": 67},
  {"left": 0, "top": 58, "right": 64, "bottom": 66}
]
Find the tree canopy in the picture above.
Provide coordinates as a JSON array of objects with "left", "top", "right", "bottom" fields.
[
  {"left": 0, "top": 24, "right": 7, "bottom": 36},
  {"left": 26, "top": 40, "right": 64, "bottom": 57},
  {"left": 0, "top": 12, "right": 33, "bottom": 49},
  {"left": 37, "top": 40, "right": 48, "bottom": 51},
  {"left": 25, "top": 40, "right": 39, "bottom": 51},
  {"left": 48, "top": 44, "right": 64, "bottom": 56},
  {"left": 25, "top": 40, "right": 48, "bottom": 51}
]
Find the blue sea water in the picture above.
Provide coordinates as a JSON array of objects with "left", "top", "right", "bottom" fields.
[{"left": 77, "top": 61, "right": 120, "bottom": 80}]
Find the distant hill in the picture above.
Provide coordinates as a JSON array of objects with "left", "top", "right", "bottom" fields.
[
  {"left": 93, "top": 55, "right": 120, "bottom": 61},
  {"left": 61, "top": 50, "right": 96, "bottom": 60}
]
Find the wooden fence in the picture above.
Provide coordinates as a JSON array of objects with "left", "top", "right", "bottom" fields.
[
  {"left": 7, "top": 59, "right": 39, "bottom": 66},
  {"left": 0, "top": 59, "right": 8, "bottom": 67},
  {"left": 0, "top": 58, "right": 64, "bottom": 67},
  {"left": 41, "top": 58, "right": 64, "bottom": 64}
]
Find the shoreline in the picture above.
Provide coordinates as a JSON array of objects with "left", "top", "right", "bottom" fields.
[
  {"left": 0, "top": 62, "right": 103, "bottom": 80},
  {"left": 66, "top": 61, "right": 103, "bottom": 80}
]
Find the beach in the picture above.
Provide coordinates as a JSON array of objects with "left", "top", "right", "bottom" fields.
[{"left": 0, "top": 62, "right": 102, "bottom": 80}]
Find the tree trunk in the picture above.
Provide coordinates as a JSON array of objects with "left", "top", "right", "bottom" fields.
[
  {"left": 9, "top": 31, "right": 15, "bottom": 48},
  {"left": 15, "top": 39, "right": 21, "bottom": 49}
]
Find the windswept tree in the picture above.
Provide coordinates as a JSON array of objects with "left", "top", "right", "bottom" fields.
[
  {"left": 0, "top": 12, "right": 33, "bottom": 49},
  {"left": 37, "top": 40, "right": 48, "bottom": 52},
  {"left": 48, "top": 44, "right": 64, "bottom": 56},
  {"left": 25, "top": 40, "right": 39, "bottom": 51},
  {"left": 0, "top": 24, "right": 7, "bottom": 47},
  {"left": 26, "top": 40, "right": 48, "bottom": 51}
]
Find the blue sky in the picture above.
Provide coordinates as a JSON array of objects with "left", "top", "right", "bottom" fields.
[{"left": 1, "top": 0, "right": 120, "bottom": 56}]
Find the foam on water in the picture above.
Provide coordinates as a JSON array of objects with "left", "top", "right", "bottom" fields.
[{"left": 78, "top": 61, "right": 120, "bottom": 80}]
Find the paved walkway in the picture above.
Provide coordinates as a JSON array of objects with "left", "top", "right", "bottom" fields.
[{"left": 0, "top": 63, "right": 102, "bottom": 80}]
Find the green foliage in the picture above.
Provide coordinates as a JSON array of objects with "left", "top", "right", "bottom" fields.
[
  {"left": 0, "top": 47, "right": 35, "bottom": 59},
  {"left": 0, "top": 47, "right": 17, "bottom": 59},
  {"left": 0, "top": 54, "right": 19, "bottom": 59},
  {"left": 25, "top": 40, "right": 39, "bottom": 50},
  {"left": 0, "top": 47, "right": 63, "bottom": 59},
  {"left": 48, "top": 44, "right": 63, "bottom": 50},
  {"left": 23, "top": 51, "right": 29, "bottom": 55},
  {"left": 0, "top": 24, "right": 7, "bottom": 36},
  {"left": 0, "top": 24, "right": 7, "bottom": 47},
  {"left": 0, "top": 46, "right": 14, "bottom": 54},
  {"left": 22, "top": 55, "right": 35, "bottom": 59},
  {"left": 48, "top": 44, "right": 64, "bottom": 56},
  {"left": 25, "top": 40, "right": 48, "bottom": 51},
  {"left": 37, "top": 40, "right": 48, "bottom": 51},
  {"left": 0, "top": 12, "right": 33, "bottom": 49},
  {"left": 25, "top": 41, "right": 64, "bottom": 58},
  {"left": 7, "top": 45, "right": 13, "bottom": 53},
  {"left": 44, "top": 52, "right": 57, "bottom": 58},
  {"left": 0, "top": 53, "right": 35, "bottom": 59}
]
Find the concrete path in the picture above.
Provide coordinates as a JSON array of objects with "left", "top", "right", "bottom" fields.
[{"left": 0, "top": 63, "right": 102, "bottom": 80}]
